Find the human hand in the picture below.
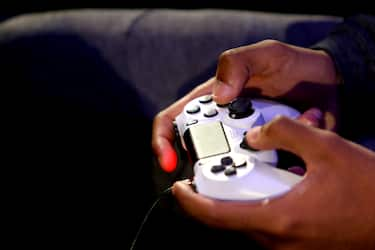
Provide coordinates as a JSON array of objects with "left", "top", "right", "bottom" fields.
[
  {"left": 152, "top": 78, "right": 216, "bottom": 172},
  {"left": 212, "top": 39, "right": 341, "bottom": 130},
  {"left": 172, "top": 117, "right": 375, "bottom": 250},
  {"left": 152, "top": 39, "right": 340, "bottom": 172}
]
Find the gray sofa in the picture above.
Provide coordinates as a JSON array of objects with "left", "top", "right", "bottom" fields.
[{"left": 0, "top": 8, "right": 342, "bottom": 117}]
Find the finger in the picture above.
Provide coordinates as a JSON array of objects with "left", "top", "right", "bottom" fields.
[
  {"left": 152, "top": 114, "right": 178, "bottom": 172},
  {"left": 245, "top": 116, "right": 328, "bottom": 166},
  {"left": 151, "top": 79, "right": 215, "bottom": 172},
  {"left": 213, "top": 41, "right": 288, "bottom": 104},
  {"left": 172, "top": 180, "right": 282, "bottom": 231},
  {"left": 297, "top": 107, "right": 323, "bottom": 128},
  {"left": 212, "top": 48, "right": 251, "bottom": 104}
]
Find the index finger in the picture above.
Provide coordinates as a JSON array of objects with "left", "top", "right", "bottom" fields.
[
  {"left": 172, "top": 180, "right": 299, "bottom": 234},
  {"left": 151, "top": 79, "right": 215, "bottom": 172}
]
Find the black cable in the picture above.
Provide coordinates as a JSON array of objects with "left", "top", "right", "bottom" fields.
[{"left": 129, "top": 186, "right": 173, "bottom": 250}]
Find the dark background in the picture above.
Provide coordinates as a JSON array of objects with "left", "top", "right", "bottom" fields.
[
  {"left": 1, "top": 1, "right": 373, "bottom": 249},
  {"left": 0, "top": 0, "right": 373, "bottom": 20}
]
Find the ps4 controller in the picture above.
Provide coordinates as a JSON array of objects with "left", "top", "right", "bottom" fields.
[{"left": 174, "top": 94, "right": 304, "bottom": 201}]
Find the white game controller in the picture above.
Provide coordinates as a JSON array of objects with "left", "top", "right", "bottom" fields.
[{"left": 174, "top": 94, "right": 304, "bottom": 201}]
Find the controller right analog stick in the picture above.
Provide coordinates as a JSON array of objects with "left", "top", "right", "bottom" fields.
[{"left": 228, "top": 97, "right": 255, "bottom": 119}]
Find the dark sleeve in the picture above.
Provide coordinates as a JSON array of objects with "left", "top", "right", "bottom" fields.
[
  {"left": 311, "top": 14, "right": 375, "bottom": 94},
  {"left": 310, "top": 14, "right": 375, "bottom": 138}
]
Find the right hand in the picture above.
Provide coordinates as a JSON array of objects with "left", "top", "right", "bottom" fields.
[
  {"left": 172, "top": 117, "right": 375, "bottom": 250},
  {"left": 152, "top": 39, "right": 341, "bottom": 172}
]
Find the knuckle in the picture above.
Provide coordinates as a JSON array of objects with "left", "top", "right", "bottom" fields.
[
  {"left": 218, "top": 48, "right": 240, "bottom": 65},
  {"left": 262, "top": 115, "right": 290, "bottom": 137},
  {"left": 153, "top": 109, "right": 167, "bottom": 123},
  {"left": 261, "top": 39, "right": 287, "bottom": 51},
  {"left": 272, "top": 214, "right": 300, "bottom": 236},
  {"left": 152, "top": 112, "right": 162, "bottom": 126},
  {"left": 316, "top": 130, "right": 341, "bottom": 153}
]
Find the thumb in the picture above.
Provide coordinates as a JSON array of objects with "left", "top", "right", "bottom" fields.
[
  {"left": 297, "top": 108, "right": 323, "bottom": 128},
  {"left": 245, "top": 116, "right": 327, "bottom": 167},
  {"left": 212, "top": 51, "right": 250, "bottom": 104}
]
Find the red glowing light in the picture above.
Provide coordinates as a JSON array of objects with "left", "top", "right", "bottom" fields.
[{"left": 160, "top": 149, "right": 177, "bottom": 173}]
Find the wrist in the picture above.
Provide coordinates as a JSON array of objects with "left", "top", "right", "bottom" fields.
[
  {"left": 314, "top": 49, "right": 342, "bottom": 85},
  {"left": 295, "top": 47, "right": 342, "bottom": 85}
]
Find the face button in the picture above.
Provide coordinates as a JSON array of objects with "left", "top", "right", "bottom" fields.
[
  {"left": 203, "top": 108, "right": 218, "bottom": 117},
  {"left": 199, "top": 95, "right": 213, "bottom": 104},
  {"left": 224, "top": 166, "right": 237, "bottom": 176},
  {"left": 186, "top": 104, "right": 201, "bottom": 114},
  {"left": 211, "top": 165, "right": 226, "bottom": 173},
  {"left": 221, "top": 156, "right": 234, "bottom": 166}
]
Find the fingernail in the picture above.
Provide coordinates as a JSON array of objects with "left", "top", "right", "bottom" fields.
[
  {"left": 287, "top": 166, "right": 306, "bottom": 176},
  {"left": 172, "top": 180, "right": 192, "bottom": 195},
  {"left": 181, "top": 179, "right": 193, "bottom": 185},
  {"left": 247, "top": 126, "right": 261, "bottom": 142},
  {"left": 212, "top": 80, "right": 233, "bottom": 102},
  {"left": 306, "top": 108, "right": 323, "bottom": 121}
]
